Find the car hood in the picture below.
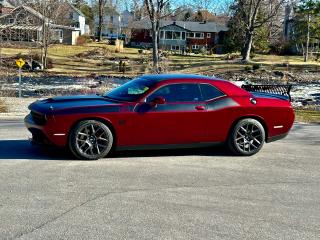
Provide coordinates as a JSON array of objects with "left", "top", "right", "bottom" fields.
[{"left": 29, "top": 95, "right": 124, "bottom": 114}]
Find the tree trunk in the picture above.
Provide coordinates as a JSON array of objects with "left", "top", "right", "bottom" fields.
[
  {"left": 151, "top": 22, "right": 159, "bottom": 73},
  {"left": 304, "top": 13, "right": 311, "bottom": 62},
  {"left": 97, "top": 1, "right": 104, "bottom": 42},
  {"left": 41, "top": 20, "right": 47, "bottom": 69},
  {"left": 242, "top": 30, "right": 254, "bottom": 62}
]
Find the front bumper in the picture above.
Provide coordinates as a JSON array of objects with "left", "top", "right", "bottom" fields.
[
  {"left": 25, "top": 114, "right": 51, "bottom": 145},
  {"left": 24, "top": 114, "right": 67, "bottom": 146}
]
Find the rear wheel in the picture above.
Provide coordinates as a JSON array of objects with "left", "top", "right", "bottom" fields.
[
  {"left": 228, "top": 118, "right": 265, "bottom": 156},
  {"left": 69, "top": 120, "right": 113, "bottom": 160}
]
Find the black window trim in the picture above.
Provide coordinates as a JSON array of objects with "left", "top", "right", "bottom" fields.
[
  {"left": 199, "top": 83, "right": 227, "bottom": 102},
  {"left": 144, "top": 82, "right": 204, "bottom": 103}
]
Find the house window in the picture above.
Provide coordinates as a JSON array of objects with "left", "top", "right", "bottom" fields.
[
  {"left": 195, "top": 32, "right": 204, "bottom": 38},
  {"left": 173, "top": 31, "right": 181, "bottom": 39},
  {"left": 160, "top": 31, "right": 164, "bottom": 39},
  {"left": 207, "top": 33, "right": 211, "bottom": 38},
  {"left": 8, "top": 18, "right": 14, "bottom": 24},
  {"left": 110, "top": 16, "right": 114, "bottom": 23},
  {"left": 182, "top": 32, "right": 186, "bottom": 40},
  {"left": 171, "top": 45, "right": 180, "bottom": 51},
  {"left": 187, "top": 32, "right": 204, "bottom": 39},
  {"left": 187, "top": 32, "right": 194, "bottom": 38},
  {"left": 165, "top": 31, "right": 173, "bottom": 39},
  {"left": 162, "top": 31, "right": 185, "bottom": 40},
  {"left": 192, "top": 45, "right": 199, "bottom": 50}
]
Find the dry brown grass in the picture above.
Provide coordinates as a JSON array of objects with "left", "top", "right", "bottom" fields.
[
  {"left": 0, "top": 99, "right": 7, "bottom": 113},
  {"left": 295, "top": 109, "right": 320, "bottom": 123}
]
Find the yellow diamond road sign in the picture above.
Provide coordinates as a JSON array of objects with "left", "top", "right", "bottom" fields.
[{"left": 16, "top": 58, "right": 25, "bottom": 68}]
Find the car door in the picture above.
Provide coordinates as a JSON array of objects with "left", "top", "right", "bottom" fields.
[
  {"left": 132, "top": 83, "right": 207, "bottom": 146},
  {"left": 200, "top": 83, "right": 238, "bottom": 142}
]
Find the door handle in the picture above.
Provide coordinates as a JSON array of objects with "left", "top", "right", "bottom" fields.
[{"left": 195, "top": 106, "right": 205, "bottom": 111}]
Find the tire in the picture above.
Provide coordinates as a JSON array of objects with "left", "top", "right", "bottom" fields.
[
  {"left": 228, "top": 118, "right": 265, "bottom": 156},
  {"left": 69, "top": 120, "right": 114, "bottom": 160}
]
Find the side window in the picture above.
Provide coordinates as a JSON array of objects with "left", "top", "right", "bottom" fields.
[
  {"left": 200, "top": 84, "right": 224, "bottom": 101},
  {"left": 146, "top": 84, "right": 202, "bottom": 103}
]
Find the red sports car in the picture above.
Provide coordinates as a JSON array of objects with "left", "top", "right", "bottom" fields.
[{"left": 25, "top": 74, "right": 295, "bottom": 160}]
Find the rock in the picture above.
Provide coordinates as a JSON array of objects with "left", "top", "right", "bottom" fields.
[
  {"left": 32, "top": 60, "right": 43, "bottom": 71},
  {"left": 274, "top": 71, "right": 285, "bottom": 77}
]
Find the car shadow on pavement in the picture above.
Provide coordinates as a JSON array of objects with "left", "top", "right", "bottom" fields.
[
  {"left": 0, "top": 140, "right": 233, "bottom": 161},
  {"left": 0, "top": 140, "right": 71, "bottom": 160},
  {"left": 112, "top": 146, "right": 233, "bottom": 158}
]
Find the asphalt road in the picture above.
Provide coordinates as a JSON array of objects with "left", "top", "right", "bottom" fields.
[{"left": 0, "top": 121, "right": 319, "bottom": 240}]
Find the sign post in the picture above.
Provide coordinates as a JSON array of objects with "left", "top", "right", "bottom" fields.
[{"left": 15, "top": 58, "right": 25, "bottom": 98}]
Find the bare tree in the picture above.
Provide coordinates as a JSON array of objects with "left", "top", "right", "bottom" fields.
[
  {"left": 144, "top": 0, "right": 171, "bottom": 72},
  {"left": 97, "top": 0, "right": 106, "bottom": 41},
  {"left": 234, "top": 0, "right": 286, "bottom": 62},
  {"left": 28, "top": 0, "right": 70, "bottom": 68}
]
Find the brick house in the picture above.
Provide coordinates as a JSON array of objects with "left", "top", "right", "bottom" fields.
[{"left": 130, "top": 20, "right": 228, "bottom": 53}]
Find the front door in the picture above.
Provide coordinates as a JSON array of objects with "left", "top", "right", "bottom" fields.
[{"left": 132, "top": 83, "right": 207, "bottom": 146}]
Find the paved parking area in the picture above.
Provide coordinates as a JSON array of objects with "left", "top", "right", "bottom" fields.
[{"left": 0, "top": 121, "right": 319, "bottom": 239}]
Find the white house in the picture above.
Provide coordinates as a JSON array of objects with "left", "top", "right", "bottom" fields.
[
  {"left": 94, "top": 9, "right": 133, "bottom": 38},
  {"left": 66, "top": 2, "right": 87, "bottom": 35}
]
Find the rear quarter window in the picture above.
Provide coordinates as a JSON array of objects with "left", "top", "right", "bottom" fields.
[{"left": 200, "top": 84, "right": 225, "bottom": 101}]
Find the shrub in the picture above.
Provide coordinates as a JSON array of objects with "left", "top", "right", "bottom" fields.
[
  {"left": 250, "top": 53, "right": 255, "bottom": 59},
  {"left": 199, "top": 47, "right": 207, "bottom": 55},
  {"left": 244, "top": 65, "right": 251, "bottom": 71},
  {"left": 76, "top": 35, "right": 92, "bottom": 45},
  {"left": 252, "top": 64, "right": 261, "bottom": 71},
  {"left": 0, "top": 99, "right": 7, "bottom": 113}
]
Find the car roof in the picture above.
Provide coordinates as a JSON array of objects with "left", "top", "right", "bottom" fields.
[
  {"left": 138, "top": 74, "right": 250, "bottom": 97},
  {"left": 140, "top": 74, "right": 226, "bottom": 83}
]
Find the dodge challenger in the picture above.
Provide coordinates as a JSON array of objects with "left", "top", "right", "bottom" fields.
[{"left": 25, "top": 74, "right": 295, "bottom": 160}]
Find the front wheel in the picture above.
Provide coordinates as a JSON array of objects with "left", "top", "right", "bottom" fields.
[
  {"left": 228, "top": 118, "right": 265, "bottom": 156},
  {"left": 69, "top": 120, "right": 114, "bottom": 160}
]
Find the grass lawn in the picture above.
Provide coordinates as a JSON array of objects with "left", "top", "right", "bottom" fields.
[
  {"left": 1, "top": 43, "right": 320, "bottom": 76},
  {"left": 295, "top": 109, "right": 320, "bottom": 123}
]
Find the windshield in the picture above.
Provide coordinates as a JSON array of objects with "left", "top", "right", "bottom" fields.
[{"left": 105, "top": 78, "right": 157, "bottom": 101}]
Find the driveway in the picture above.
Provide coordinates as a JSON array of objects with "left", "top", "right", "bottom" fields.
[{"left": 0, "top": 121, "right": 319, "bottom": 239}]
